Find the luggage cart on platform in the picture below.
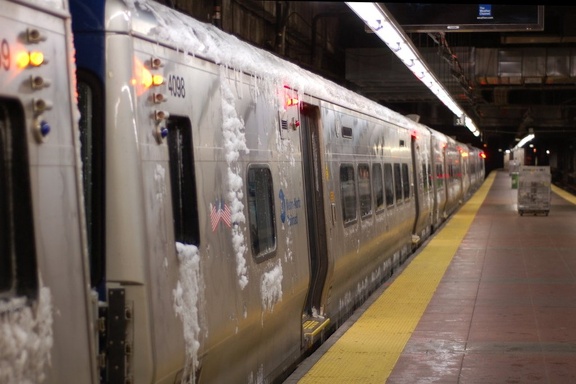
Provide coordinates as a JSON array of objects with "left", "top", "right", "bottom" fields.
[{"left": 517, "top": 166, "right": 551, "bottom": 216}]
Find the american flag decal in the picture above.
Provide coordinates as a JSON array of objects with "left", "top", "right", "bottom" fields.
[{"left": 211, "top": 199, "right": 232, "bottom": 231}]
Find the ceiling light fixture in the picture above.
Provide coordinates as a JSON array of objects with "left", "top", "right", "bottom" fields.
[
  {"left": 514, "top": 133, "right": 535, "bottom": 149},
  {"left": 345, "top": 2, "right": 480, "bottom": 137}
]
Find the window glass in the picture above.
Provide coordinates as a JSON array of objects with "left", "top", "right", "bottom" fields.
[
  {"left": 0, "top": 100, "right": 38, "bottom": 301},
  {"left": 384, "top": 163, "right": 394, "bottom": 206},
  {"left": 340, "top": 164, "right": 357, "bottom": 224},
  {"left": 421, "top": 163, "right": 429, "bottom": 191},
  {"left": 402, "top": 163, "right": 410, "bottom": 199},
  {"left": 167, "top": 117, "right": 200, "bottom": 246},
  {"left": 426, "top": 163, "right": 432, "bottom": 191},
  {"left": 393, "top": 163, "right": 402, "bottom": 202},
  {"left": 436, "top": 164, "right": 444, "bottom": 188},
  {"left": 247, "top": 166, "right": 276, "bottom": 259},
  {"left": 373, "top": 163, "right": 384, "bottom": 211},
  {"left": 0, "top": 103, "right": 12, "bottom": 295},
  {"left": 358, "top": 164, "right": 372, "bottom": 218}
]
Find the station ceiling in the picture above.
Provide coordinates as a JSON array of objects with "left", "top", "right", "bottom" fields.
[
  {"left": 162, "top": 2, "right": 576, "bottom": 153},
  {"left": 340, "top": 4, "right": 576, "bottom": 152}
]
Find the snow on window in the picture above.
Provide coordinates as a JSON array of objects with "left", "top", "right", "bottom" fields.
[
  {"left": 0, "top": 286, "right": 53, "bottom": 384},
  {"left": 173, "top": 242, "right": 203, "bottom": 384}
]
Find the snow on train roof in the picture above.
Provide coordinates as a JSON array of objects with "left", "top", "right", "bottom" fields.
[
  {"left": 18, "top": 0, "right": 65, "bottom": 10},
  {"left": 125, "top": 0, "right": 415, "bottom": 130}
]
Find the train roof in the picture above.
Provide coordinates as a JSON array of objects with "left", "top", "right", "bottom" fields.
[{"left": 122, "top": 0, "right": 417, "bottom": 130}]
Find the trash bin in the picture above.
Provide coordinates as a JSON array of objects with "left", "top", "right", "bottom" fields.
[{"left": 511, "top": 173, "right": 519, "bottom": 189}]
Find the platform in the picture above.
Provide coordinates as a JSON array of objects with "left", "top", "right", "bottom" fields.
[{"left": 285, "top": 169, "right": 576, "bottom": 383}]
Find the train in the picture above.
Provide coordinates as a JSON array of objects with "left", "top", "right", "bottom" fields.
[
  {"left": 0, "top": 1, "right": 97, "bottom": 383},
  {"left": 1, "top": 0, "right": 485, "bottom": 383}
]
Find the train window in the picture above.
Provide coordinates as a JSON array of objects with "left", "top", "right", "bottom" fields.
[
  {"left": 402, "top": 163, "right": 410, "bottom": 199},
  {"left": 436, "top": 164, "right": 444, "bottom": 188},
  {"left": 0, "top": 100, "right": 38, "bottom": 303},
  {"left": 341, "top": 126, "right": 353, "bottom": 138},
  {"left": 393, "top": 163, "right": 402, "bottom": 203},
  {"left": 421, "top": 164, "right": 429, "bottom": 191},
  {"left": 358, "top": 163, "right": 372, "bottom": 218},
  {"left": 247, "top": 166, "right": 276, "bottom": 260},
  {"left": 384, "top": 163, "right": 394, "bottom": 206},
  {"left": 340, "top": 164, "right": 357, "bottom": 224},
  {"left": 167, "top": 116, "right": 200, "bottom": 246},
  {"left": 372, "top": 163, "right": 385, "bottom": 212}
]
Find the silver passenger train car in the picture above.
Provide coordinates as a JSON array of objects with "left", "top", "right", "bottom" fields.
[
  {"left": 0, "top": 0, "right": 97, "bottom": 383},
  {"left": 2, "top": 0, "right": 485, "bottom": 382}
]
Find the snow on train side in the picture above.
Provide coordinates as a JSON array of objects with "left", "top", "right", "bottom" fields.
[{"left": 69, "top": 0, "right": 485, "bottom": 383}]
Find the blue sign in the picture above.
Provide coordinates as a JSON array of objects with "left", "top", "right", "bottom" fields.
[
  {"left": 279, "top": 189, "right": 301, "bottom": 226},
  {"left": 478, "top": 5, "right": 493, "bottom": 20}
]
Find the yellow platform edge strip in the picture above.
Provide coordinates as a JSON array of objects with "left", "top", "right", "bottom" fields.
[
  {"left": 297, "top": 171, "right": 497, "bottom": 384},
  {"left": 551, "top": 184, "right": 576, "bottom": 205}
]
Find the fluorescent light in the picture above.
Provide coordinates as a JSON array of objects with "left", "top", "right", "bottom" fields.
[
  {"left": 514, "top": 133, "right": 535, "bottom": 149},
  {"left": 346, "top": 2, "right": 479, "bottom": 136}
]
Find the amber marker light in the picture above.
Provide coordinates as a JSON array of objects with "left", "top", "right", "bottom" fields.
[
  {"left": 152, "top": 74, "right": 164, "bottom": 86},
  {"left": 16, "top": 51, "right": 30, "bottom": 68},
  {"left": 286, "top": 97, "right": 299, "bottom": 107},
  {"left": 132, "top": 58, "right": 154, "bottom": 96},
  {"left": 29, "top": 51, "right": 44, "bottom": 66},
  {"left": 16, "top": 50, "right": 45, "bottom": 68},
  {"left": 142, "top": 68, "right": 153, "bottom": 88}
]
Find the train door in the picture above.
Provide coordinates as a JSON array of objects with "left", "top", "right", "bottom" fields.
[
  {"left": 77, "top": 71, "right": 115, "bottom": 382},
  {"left": 299, "top": 103, "right": 331, "bottom": 342},
  {"left": 410, "top": 131, "right": 423, "bottom": 243}
]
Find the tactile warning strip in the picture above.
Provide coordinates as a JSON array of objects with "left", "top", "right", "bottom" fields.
[{"left": 296, "top": 172, "right": 496, "bottom": 384}]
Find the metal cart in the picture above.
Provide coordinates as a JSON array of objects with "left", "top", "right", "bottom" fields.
[{"left": 517, "top": 166, "right": 551, "bottom": 216}]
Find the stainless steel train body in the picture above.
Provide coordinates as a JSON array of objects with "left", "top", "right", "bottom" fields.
[
  {"left": 466, "top": 145, "right": 486, "bottom": 197},
  {"left": 0, "top": 0, "right": 484, "bottom": 382},
  {"left": 0, "top": 1, "right": 97, "bottom": 383}
]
